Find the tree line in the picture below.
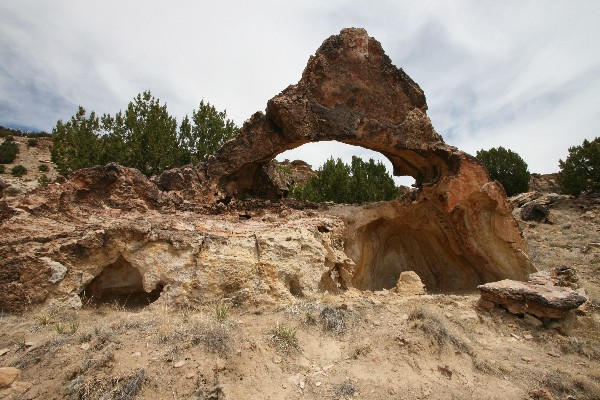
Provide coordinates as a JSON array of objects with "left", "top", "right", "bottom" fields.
[
  {"left": 475, "top": 138, "right": 599, "bottom": 198},
  {"left": 290, "top": 156, "right": 399, "bottom": 203},
  {"left": 50, "top": 91, "right": 238, "bottom": 176}
]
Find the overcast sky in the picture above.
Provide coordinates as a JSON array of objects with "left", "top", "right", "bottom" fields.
[{"left": 1, "top": 1, "right": 599, "bottom": 181}]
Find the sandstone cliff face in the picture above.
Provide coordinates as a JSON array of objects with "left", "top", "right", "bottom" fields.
[{"left": 0, "top": 28, "right": 534, "bottom": 312}]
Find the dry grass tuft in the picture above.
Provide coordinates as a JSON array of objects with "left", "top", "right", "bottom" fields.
[
  {"left": 334, "top": 380, "right": 358, "bottom": 399},
  {"left": 319, "top": 306, "right": 349, "bottom": 335},
  {"left": 408, "top": 306, "right": 473, "bottom": 355},
  {"left": 267, "top": 322, "right": 300, "bottom": 354}
]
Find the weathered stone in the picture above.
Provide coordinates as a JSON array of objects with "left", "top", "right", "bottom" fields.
[
  {"left": 528, "top": 266, "right": 579, "bottom": 288},
  {"left": 0, "top": 367, "right": 20, "bottom": 388},
  {"left": 394, "top": 271, "right": 426, "bottom": 295},
  {"left": 477, "top": 279, "right": 587, "bottom": 319},
  {"left": 510, "top": 192, "right": 542, "bottom": 208},
  {"left": 521, "top": 203, "right": 550, "bottom": 222},
  {"left": 42, "top": 257, "right": 67, "bottom": 284}
]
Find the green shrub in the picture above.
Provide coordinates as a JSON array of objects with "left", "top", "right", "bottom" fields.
[
  {"left": 38, "top": 174, "right": 52, "bottom": 187},
  {"left": 27, "top": 138, "right": 38, "bottom": 147},
  {"left": 11, "top": 165, "right": 27, "bottom": 177},
  {"left": 38, "top": 164, "right": 49, "bottom": 172},
  {"left": 557, "top": 137, "right": 600, "bottom": 197},
  {"left": 476, "top": 147, "right": 530, "bottom": 196},
  {"left": 4, "top": 136, "right": 14, "bottom": 142},
  {"left": 0, "top": 140, "right": 19, "bottom": 164}
]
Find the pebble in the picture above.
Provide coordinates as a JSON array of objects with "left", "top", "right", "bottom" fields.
[
  {"left": 132, "top": 351, "right": 142, "bottom": 357},
  {"left": 0, "top": 348, "right": 10, "bottom": 356},
  {"left": 273, "top": 356, "right": 282, "bottom": 364},
  {"left": 521, "top": 356, "right": 533, "bottom": 363},
  {"left": 315, "top": 381, "right": 322, "bottom": 387},
  {"left": 523, "top": 334, "right": 533, "bottom": 340},
  {"left": 173, "top": 360, "right": 187, "bottom": 368},
  {"left": 80, "top": 343, "right": 90, "bottom": 350},
  {"left": 186, "top": 373, "right": 196, "bottom": 379}
]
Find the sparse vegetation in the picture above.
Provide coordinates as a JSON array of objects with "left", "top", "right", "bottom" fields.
[
  {"left": 476, "top": 146, "right": 530, "bottom": 196},
  {"left": 38, "top": 163, "right": 49, "bottom": 172},
  {"left": 11, "top": 164, "right": 26, "bottom": 177},
  {"left": 319, "top": 306, "right": 349, "bottom": 335},
  {"left": 0, "top": 137, "right": 19, "bottom": 164},
  {"left": 214, "top": 302, "right": 231, "bottom": 321},
  {"left": 38, "top": 174, "right": 52, "bottom": 187},
  {"left": 267, "top": 322, "right": 299, "bottom": 353},
  {"left": 408, "top": 306, "right": 472, "bottom": 355},
  {"left": 55, "top": 322, "right": 79, "bottom": 335},
  {"left": 334, "top": 380, "right": 358, "bottom": 399},
  {"left": 27, "top": 138, "right": 38, "bottom": 147},
  {"left": 558, "top": 136, "right": 600, "bottom": 196}
]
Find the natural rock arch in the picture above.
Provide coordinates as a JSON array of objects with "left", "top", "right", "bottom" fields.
[
  {"left": 207, "top": 28, "right": 457, "bottom": 198},
  {"left": 206, "top": 27, "right": 536, "bottom": 288}
]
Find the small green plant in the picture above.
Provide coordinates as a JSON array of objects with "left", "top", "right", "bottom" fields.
[
  {"left": 4, "top": 135, "right": 14, "bottom": 142},
  {"left": 180, "top": 306, "right": 196, "bottom": 323},
  {"left": 38, "top": 163, "right": 49, "bottom": 172},
  {"left": 38, "top": 174, "right": 52, "bottom": 187},
  {"left": 27, "top": 138, "right": 38, "bottom": 147},
  {"left": 214, "top": 302, "right": 231, "bottom": 321},
  {"left": 11, "top": 335, "right": 27, "bottom": 351},
  {"left": 267, "top": 322, "right": 299, "bottom": 353},
  {"left": 55, "top": 322, "right": 79, "bottom": 335},
  {"left": 11, "top": 164, "right": 27, "bottom": 177},
  {"left": 0, "top": 139, "right": 19, "bottom": 163},
  {"left": 35, "top": 312, "right": 54, "bottom": 326}
]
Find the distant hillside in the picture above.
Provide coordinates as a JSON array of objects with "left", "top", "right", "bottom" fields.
[{"left": 0, "top": 125, "right": 51, "bottom": 138}]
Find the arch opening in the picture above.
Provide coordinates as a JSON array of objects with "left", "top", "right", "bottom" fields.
[
  {"left": 81, "top": 256, "right": 164, "bottom": 309},
  {"left": 276, "top": 141, "right": 416, "bottom": 187}
]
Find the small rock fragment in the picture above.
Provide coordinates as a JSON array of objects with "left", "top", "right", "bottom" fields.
[
  {"left": 173, "top": 360, "right": 187, "bottom": 368},
  {"left": 0, "top": 367, "right": 20, "bottom": 388}
]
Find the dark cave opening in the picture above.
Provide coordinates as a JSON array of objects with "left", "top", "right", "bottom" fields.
[{"left": 81, "top": 256, "right": 164, "bottom": 309}]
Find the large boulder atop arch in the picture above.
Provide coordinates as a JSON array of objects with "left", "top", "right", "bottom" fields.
[{"left": 206, "top": 27, "right": 536, "bottom": 289}]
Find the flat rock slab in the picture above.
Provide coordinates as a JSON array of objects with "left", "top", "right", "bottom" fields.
[{"left": 477, "top": 279, "right": 587, "bottom": 319}]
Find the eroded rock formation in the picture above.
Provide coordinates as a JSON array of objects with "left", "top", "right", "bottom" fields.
[
  {"left": 478, "top": 266, "right": 587, "bottom": 319},
  {"left": 0, "top": 28, "right": 535, "bottom": 312}
]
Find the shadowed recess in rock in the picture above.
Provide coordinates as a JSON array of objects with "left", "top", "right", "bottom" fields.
[
  {"left": 351, "top": 218, "right": 481, "bottom": 292},
  {"left": 81, "top": 256, "right": 164, "bottom": 309}
]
